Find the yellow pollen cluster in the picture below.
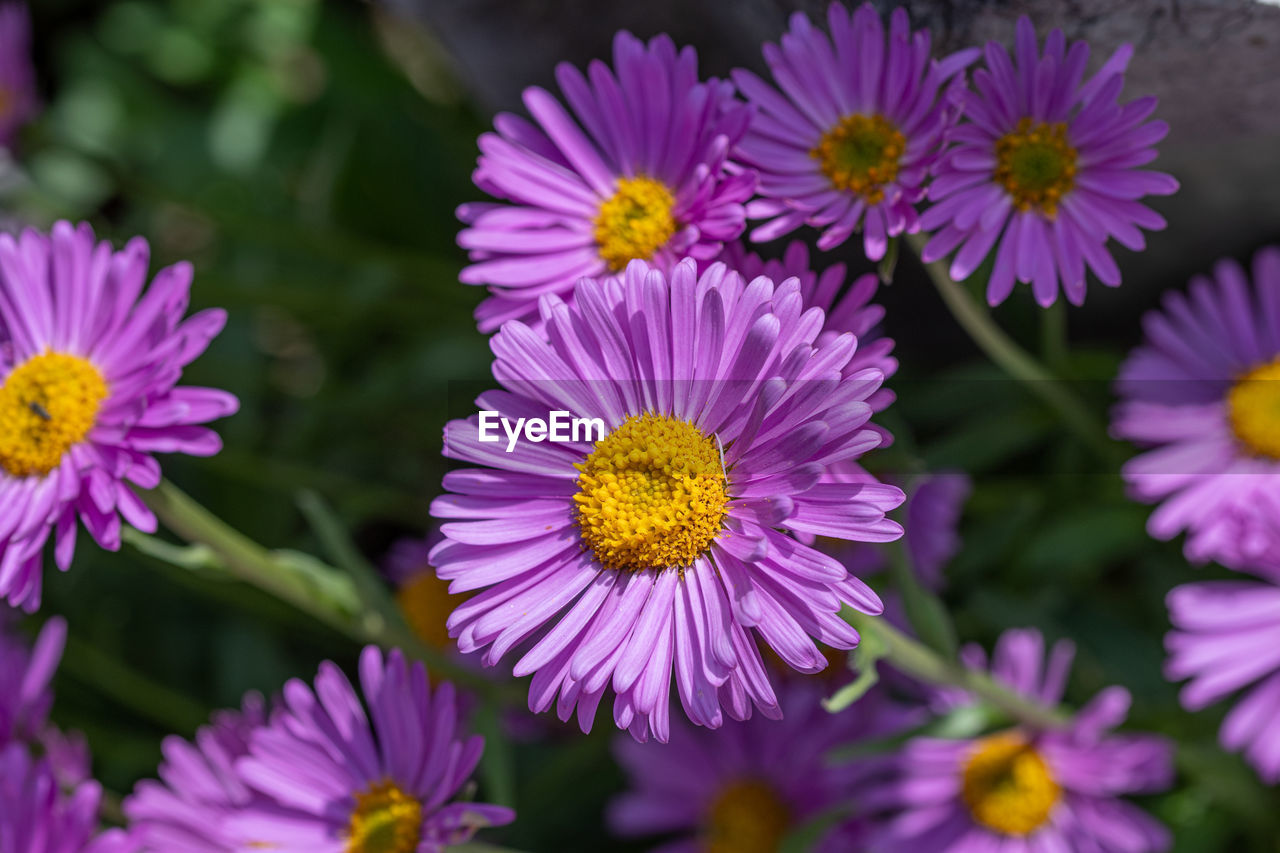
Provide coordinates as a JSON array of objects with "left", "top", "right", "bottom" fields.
[
  {"left": 994, "top": 118, "right": 1078, "bottom": 217},
  {"left": 593, "top": 176, "right": 678, "bottom": 271},
  {"left": 811, "top": 113, "right": 906, "bottom": 203},
  {"left": 1227, "top": 357, "right": 1280, "bottom": 459},
  {"left": 705, "top": 779, "right": 791, "bottom": 853},
  {"left": 961, "top": 732, "right": 1060, "bottom": 836},
  {"left": 574, "top": 413, "right": 728, "bottom": 572},
  {"left": 345, "top": 779, "right": 423, "bottom": 853},
  {"left": 396, "top": 569, "right": 465, "bottom": 651},
  {"left": 0, "top": 351, "right": 108, "bottom": 478}
]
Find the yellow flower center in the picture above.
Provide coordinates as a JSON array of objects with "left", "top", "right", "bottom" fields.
[
  {"left": 593, "top": 176, "right": 678, "bottom": 271},
  {"left": 994, "top": 118, "right": 1078, "bottom": 217},
  {"left": 811, "top": 113, "right": 906, "bottom": 203},
  {"left": 1227, "top": 357, "right": 1280, "bottom": 459},
  {"left": 395, "top": 569, "right": 465, "bottom": 651},
  {"left": 345, "top": 779, "right": 422, "bottom": 853},
  {"left": 0, "top": 352, "right": 108, "bottom": 478},
  {"left": 961, "top": 732, "right": 1060, "bottom": 836},
  {"left": 574, "top": 413, "right": 728, "bottom": 572},
  {"left": 705, "top": 779, "right": 790, "bottom": 853}
]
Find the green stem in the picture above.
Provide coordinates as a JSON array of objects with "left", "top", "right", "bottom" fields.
[
  {"left": 849, "top": 612, "right": 1069, "bottom": 730},
  {"left": 141, "top": 480, "right": 356, "bottom": 636},
  {"left": 140, "top": 481, "right": 524, "bottom": 703},
  {"left": 1040, "top": 300, "right": 1068, "bottom": 371},
  {"left": 905, "top": 233, "right": 1118, "bottom": 464},
  {"left": 887, "top": 541, "right": 957, "bottom": 660}
]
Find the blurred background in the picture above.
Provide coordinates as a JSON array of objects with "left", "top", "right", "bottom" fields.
[{"left": 5, "top": 0, "right": 1279, "bottom": 850}]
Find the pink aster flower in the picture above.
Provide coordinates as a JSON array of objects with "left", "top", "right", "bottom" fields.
[
  {"left": 732, "top": 3, "right": 976, "bottom": 259},
  {"left": 0, "top": 222, "right": 238, "bottom": 611},
  {"left": 0, "top": 742, "right": 138, "bottom": 853},
  {"left": 1165, "top": 568, "right": 1280, "bottom": 784},
  {"left": 433, "top": 258, "right": 902, "bottom": 742},
  {"left": 872, "top": 628, "right": 1173, "bottom": 852},
  {"left": 920, "top": 17, "right": 1178, "bottom": 307},
  {"left": 607, "top": 682, "right": 915, "bottom": 852},
  {"left": 457, "top": 31, "right": 754, "bottom": 332},
  {"left": 0, "top": 3, "right": 38, "bottom": 150},
  {"left": 229, "top": 645, "right": 514, "bottom": 852},
  {"left": 123, "top": 693, "right": 269, "bottom": 853},
  {"left": 1112, "top": 247, "right": 1280, "bottom": 570}
]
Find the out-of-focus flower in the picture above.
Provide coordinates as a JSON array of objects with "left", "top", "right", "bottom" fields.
[
  {"left": 0, "top": 222, "right": 238, "bottom": 611},
  {"left": 921, "top": 17, "right": 1177, "bottom": 307},
  {"left": 457, "top": 31, "right": 753, "bottom": 332},
  {"left": 433, "top": 258, "right": 901, "bottom": 742},
  {"left": 1165, "top": 569, "right": 1280, "bottom": 784},
  {"left": 608, "top": 682, "right": 914, "bottom": 853},
  {"left": 124, "top": 694, "right": 269, "bottom": 853},
  {"left": 904, "top": 472, "right": 971, "bottom": 590},
  {"left": 384, "top": 533, "right": 469, "bottom": 653},
  {"left": 733, "top": 3, "right": 976, "bottom": 259},
  {"left": 229, "top": 646, "right": 514, "bottom": 851},
  {"left": 0, "top": 742, "right": 137, "bottom": 853},
  {"left": 1113, "top": 247, "right": 1280, "bottom": 570},
  {"left": 872, "top": 628, "right": 1173, "bottom": 851}
]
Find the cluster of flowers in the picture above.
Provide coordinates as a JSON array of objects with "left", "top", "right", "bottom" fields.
[{"left": 0, "top": 0, "right": 1277, "bottom": 850}]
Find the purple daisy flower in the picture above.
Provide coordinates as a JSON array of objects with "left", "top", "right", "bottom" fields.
[
  {"left": 920, "top": 17, "right": 1178, "bottom": 307},
  {"left": 0, "top": 2, "right": 38, "bottom": 151},
  {"left": 732, "top": 3, "right": 976, "bottom": 259},
  {"left": 1112, "top": 247, "right": 1280, "bottom": 570},
  {"left": 608, "top": 682, "right": 913, "bottom": 853},
  {"left": 0, "top": 222, "right": 238, "bottom": 611},
  {"left": 123, "top": 693, "right": 269, "bottom": 853},
  {"left": 457, "top": 31, "right": 754, "bottom": 332},
  {"left": 432, "top": 258, "right": 902, "bottom": 742},
  {"left": 229, "top": 645, "right": 514, "bottom": 852},
  {"left": 1165, "top": 570, "right": 1280, "bottom": 783},
  {"left": 0, "top": 742, "right": 138, "bottom": 853},
  {"left": 873, "top": 628, "right": 1173, "bottom": 851}
]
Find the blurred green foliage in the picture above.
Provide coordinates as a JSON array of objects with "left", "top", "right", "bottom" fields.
[{"left": 4, "top": 1, "right": 1277, "bottom": 851}]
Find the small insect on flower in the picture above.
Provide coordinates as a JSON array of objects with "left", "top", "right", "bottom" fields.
[{"left": 0, "top": 222, "right": 238, "bottom": 612}]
